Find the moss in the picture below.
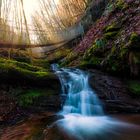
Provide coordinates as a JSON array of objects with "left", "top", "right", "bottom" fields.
[
  {"left": 127, "top": 81, "right": 140, "bottom": 96},
  {"left": 18, "top": 89, "right": 43, "bottom": 107},
  {"left": 104, "top": 23, "right": 120, "bottom": 33},
  {"left": 130, "top": 32, "right": 140, "bottom": 44},
  {"left": 103, "top": 21, "right": 122, "bottom": 40},
  {"left": 106, "top": 3, "right": 114, "bottom": 13},
  {"left": 60, "top": 52, "right": 78, "bottom": 67},
  {"left": 84, "top": 44, "right": 96, "bottom": 60},
  {"left": 104, "top": 31, "right": 118, "bottom": 40},
  {"left": 120, "top": 47, "right": 129, "bottom": 58},
  {"left": 104, "top": 47, "right": 129, "bottom": 74},
  {"left": 0, "top": 58, "right": 45, "bottom": 72},
  {"left": 32, "top": 59, "right": 50, "bottom": 69},
  {"left": 107, "top": 58, "right": 120, "bottom": 72},
  {"left": 116, "top": 0, "right": 126, "bottom": 10},
  {"left": 89, "top": 57, "right": 102, "bottom": 65},
  {"left": 0, "top": 49, "right": 31, "bottom": 63},
  {"left": 135, "top": 53, "right": 140, "bottom": 64},
  {"left": 80, "top": 56, "right": 102, "bottom": 68},
  {"left": 131, "top": 52, "right": 140, "bottom": 64},
  {"left": 84, "top": 39, "right": 106, "bottom": 61},
  {"left": 126, "top": 32, "right": 140, "bottom": 50},
  {"left": 0, "top": 58, "right": 56, "bottom": 86}
]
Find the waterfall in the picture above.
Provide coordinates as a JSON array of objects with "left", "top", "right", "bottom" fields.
[
  {"left": 52, "top": 64, "right": 104, "bottom": 116},
  {"left": 51, "top": 64, "right": 138, "bottom": 140}
]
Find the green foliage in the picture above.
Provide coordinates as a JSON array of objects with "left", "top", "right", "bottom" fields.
[{"left": 128, "top": 81, "right": 140, "bottom": 96}]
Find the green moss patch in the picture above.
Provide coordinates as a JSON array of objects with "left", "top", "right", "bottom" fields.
[
  {"left": 104, "top": 31, "right": 118, "bottom": 40},
  {"left": 104, "top": 23, "right": 121, "bottom": 33},
  {"left": 0, "top": 58, "right": 45, "bottom": 71},
  {"left": 17, "top": 87, "right": 60, "bottom": 108},
  {"left": 0, "top": 58, "right": 57, "bottom": 87},
  {"left": 129, "top": 33, "right": 140, "bottom": 49},
  {"left": 127, "top": 81, "right": 140, "bottom": 96},
  {"left": 32, "top": 59, "right": 50, "bottom": 69},
  {"left": 19, "top": 89, "right": 43, "bottom": 107},
  {"left": 116, "top": 0, "right": 126, "bottom": 10}
]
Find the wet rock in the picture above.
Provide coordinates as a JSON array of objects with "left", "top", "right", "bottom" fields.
[{"left": 88, "top": 69, "right": 140, "bottom": 113}]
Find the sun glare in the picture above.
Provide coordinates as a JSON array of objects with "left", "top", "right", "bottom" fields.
[
  {"left": 23, "top": 0, "right": 60, "bottom": 24},
  {"left": 23, "top": 0, "right": 40, "bottom": 23}
]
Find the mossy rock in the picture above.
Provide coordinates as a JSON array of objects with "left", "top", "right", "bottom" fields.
[
  {"left": 0, "top": 58, "right": 60, "bottom": 88},
  {"left": 0, "top": 58, "right": 44, "bottom": 72}
]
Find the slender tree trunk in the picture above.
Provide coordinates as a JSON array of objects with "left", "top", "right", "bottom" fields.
[
  {"left": 0, "top": 0, "right": 2, "bottom": 19},
  {"left": 20, "top": 0, "right": 33, "bottom": 63}
]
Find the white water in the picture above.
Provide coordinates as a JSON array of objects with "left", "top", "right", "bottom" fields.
[
  {"left": 51, "top": 64, "right": 139, "bottom": 140},
  {"left": 52, "top": 64, "right": 103, "bottom": 116}
]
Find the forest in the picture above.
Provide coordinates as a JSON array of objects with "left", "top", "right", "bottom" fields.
[{"left": 0, "top": 0, "right": 140, "bottom": 140}]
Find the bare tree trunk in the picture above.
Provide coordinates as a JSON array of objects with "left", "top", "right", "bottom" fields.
[
  {"left": 20, "top": 0, "right": 33, "bottom": 63},
  {"left": 0, "top": 0, "right": 2, "bottom": 19},
  {"left": 20, "top": 0, "right": 30, "bottom": 44}
]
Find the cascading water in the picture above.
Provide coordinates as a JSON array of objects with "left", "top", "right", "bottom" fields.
[
  {"left": 51, "top": 64, "right": 139, "bottom": 140},
  {"left": 52, "top": 64, "right": 103, "bottom": 116}
]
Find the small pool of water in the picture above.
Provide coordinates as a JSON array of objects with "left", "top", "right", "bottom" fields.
[{"left": 1, "top": 114, "right": 140, "bottom": 140}]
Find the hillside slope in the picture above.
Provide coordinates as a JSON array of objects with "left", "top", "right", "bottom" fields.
[{"left": 61, "top": 0, "right": 140, "bottom": 77}]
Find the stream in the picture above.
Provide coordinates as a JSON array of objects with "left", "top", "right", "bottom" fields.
[
  {"left": 50, "top": 64, "right": 140, "bottom": 140},
  {"left": 0, "top": 65, "right": 140, "bottom": 140}
]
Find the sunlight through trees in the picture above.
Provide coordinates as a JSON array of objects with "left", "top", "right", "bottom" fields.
[{"left": 0, "top": 0, "right": 88, "bottom": 45}]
